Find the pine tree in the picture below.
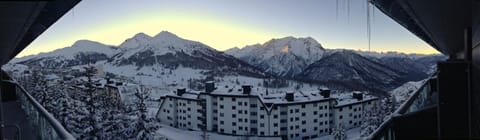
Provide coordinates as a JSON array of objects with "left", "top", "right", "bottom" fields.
[
  {"left": 84, "top": 65, "right": 100, "bottom": 139},
  {"left": 133, "top": 85, "right": 156, "bottom": 139},
  {"left": 332, "top": 123, "right": 347, "bottom": 140}
]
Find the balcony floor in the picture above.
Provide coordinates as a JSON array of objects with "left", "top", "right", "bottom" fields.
[{"left": 2, "top": 100, "right": 35, "bottom": 140}]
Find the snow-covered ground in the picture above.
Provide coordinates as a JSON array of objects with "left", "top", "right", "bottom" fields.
[
  {"left": 156, "top": 125, "right": 280, "bottom": 140},
  {"left": 314, "top": 128, "right": 362, "bottom": 140}
]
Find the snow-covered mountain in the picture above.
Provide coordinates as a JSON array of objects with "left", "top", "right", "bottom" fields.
[
  {"left": 15, "top": 40, "right": 117, "bottom": 68},
  {"left": 13, "top": 31, "right": 266, "bottom": 79},
  {"left": 296, "top": 50, "right": 406, "bottom": 94},
  {"left": 107, "top": 31, "right": 265, "bottom": 77},
  {"left": 225, "top": 36, "right": 325, "bottom": 78},
  {"left": 11, "top": 31, "right": 446, "bottom": 94}
]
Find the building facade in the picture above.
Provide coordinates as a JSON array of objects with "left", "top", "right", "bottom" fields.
[{"left": 156, "top": 83, "right": 379, "bottom": 140}]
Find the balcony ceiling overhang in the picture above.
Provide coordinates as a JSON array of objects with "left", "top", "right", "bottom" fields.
[
  {"left": 0, "top": 0, "right": 80, "bottom": 65},
  {"left": 371, "top": 0, "right": 480, "bottom": 57}
]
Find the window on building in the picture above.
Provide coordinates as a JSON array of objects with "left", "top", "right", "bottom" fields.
[
  {"left": 339, "top": 115, "right": 343, "bottom": 119},
  {"left": 232, "top": 97, "right": 236, "bottom": 101},
  {"left": 274, "top": 115, "right": 278, "bottom": 118},
  {"left": 232, "top": 106, "right": 236, "bottom": 110},
  {"left": 232, "top": 130, "right": 236, "bottom": 134},
  {"left": 260, "top": 123, "right": 265, "bottom": 127},
  {"left": 220, "top": 97, "right": 223, "bottom": 101},
  {"left": 232, "top": 122, "right": 237, "bottom": 126},
  {"left": 220, "top": 105, "right": 224, "bottom": 109},
  {"left": 314, "top": 119, "right": 318, "bottom": 123},
  {"left": 274, "top": 131, "right": 278, "bottom": 135},
  {"left": 238, "top": 102, "right": 242, "bottom": 106},
  {"left": 302, "top": 129, "right": 306, "bottom": 133},
  {"left": 302, "top": 112, "right": 306, "bottom": 116},
  {"left": 302, "top": 121, "right": 306, "bottom": 124},
  {"left": 260, "top": 115, "right": 264, "bottom": 119},
  {"left": 290, "top": 109, "right": 293, "bottom": 113},
  {"left": 220, "top": 121, "right": 224, "bottom": 124},
  {"left": 220, "top": 113, "right": 224, "bottom": 117},
  {"left": 339, "top": 108, "right": 343, "bottom": 111},
  {"left": 274, "top": 123, "right": 278, "bottom": 127},
  {"left": 232, "top": 114, "right": 236, "bottom": 118},
  {"left": 301, "top": 104, "right": 306, "bottom": 108},
  {"left": 295, "top": 109, "right": 299, "bottom": 113},
  {"left": 314, "top": 111, "right": 318, "bottom": 115}
]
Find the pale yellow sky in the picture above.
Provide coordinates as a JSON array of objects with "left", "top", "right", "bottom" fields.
[{"left": 17, "top": 0, "right": 440, "bottom": 57}]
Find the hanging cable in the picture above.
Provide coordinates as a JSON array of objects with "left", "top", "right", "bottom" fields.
[{"left": 347, "top": 0, "right": 351, "bottom": 22}]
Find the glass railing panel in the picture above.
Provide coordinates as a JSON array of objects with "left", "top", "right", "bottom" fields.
[{"left": 7, "top": 80, "right": 75, "bottom": 140}]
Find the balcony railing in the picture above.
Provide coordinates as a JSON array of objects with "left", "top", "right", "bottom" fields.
[
  {"left": 3, "top": 80, "right": 75, "bottom": 140},
  {"left": 367, "top": 77, "right": 438, "bottom": 140}
]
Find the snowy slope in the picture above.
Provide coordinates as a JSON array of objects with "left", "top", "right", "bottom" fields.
[
  {"left": 225, "top": 36, "right": 325, "bottom": 77},
  {"left": 115, "top": 31, "right": 218, "bottom": 59},
  {"left": 13, "top": 40, "right": 117, "bottom": 68},
  {"left": 390, "top": 80, "right": 426, "bottom": 103}
]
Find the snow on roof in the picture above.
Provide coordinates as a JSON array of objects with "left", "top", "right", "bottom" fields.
[
  {"left": 160, "top": 83, "right": 379, "bottom": 106},
  {"left": 332, "top": 91, "right": 378, "bottom": 107},
  {"left": 45, "top": 74, "right": 60, "bottom": 80}
]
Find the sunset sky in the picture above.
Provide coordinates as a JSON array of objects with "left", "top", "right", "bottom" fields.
[{"left": 17, "top": 0, "right": 439, "bottom": 57}]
